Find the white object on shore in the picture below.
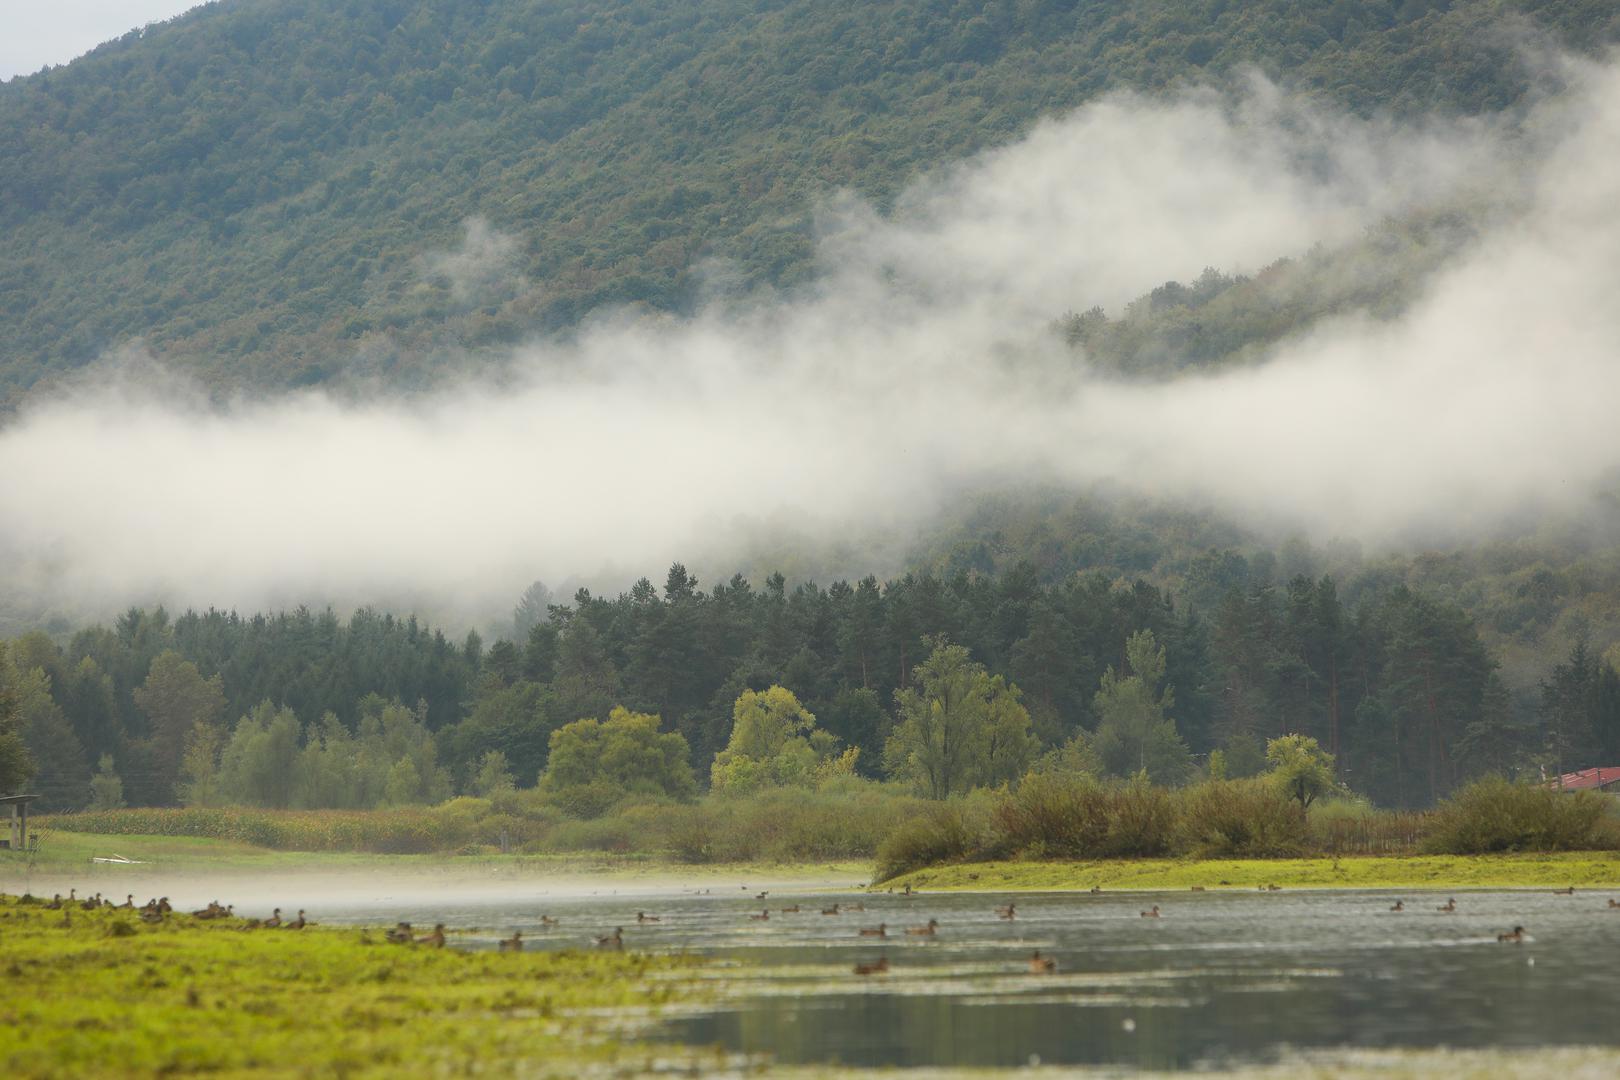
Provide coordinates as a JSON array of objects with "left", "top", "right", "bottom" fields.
[{"left": 91, "top": 854, "right": 147, "bottom": 864}]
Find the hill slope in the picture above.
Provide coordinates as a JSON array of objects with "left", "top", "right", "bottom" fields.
[{"left": 4, "top": 0, "right": 1618, "bottom": 403}]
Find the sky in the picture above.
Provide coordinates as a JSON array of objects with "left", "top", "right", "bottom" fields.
[{"left": 0, "top": 1, "right": 203, "bottom": 80}]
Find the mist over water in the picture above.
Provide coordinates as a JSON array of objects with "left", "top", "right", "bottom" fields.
[{"left": 6, "top": 56, "right": 1620, "bottom": 624}]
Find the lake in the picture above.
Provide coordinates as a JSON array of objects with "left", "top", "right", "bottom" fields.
[{"left": 304, "top": 884, "right": 1620, "bottom": 1071}]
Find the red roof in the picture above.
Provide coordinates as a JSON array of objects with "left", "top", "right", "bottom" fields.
[{"left": 1552, "top": 767, "right": 1620, "bottom": 790}]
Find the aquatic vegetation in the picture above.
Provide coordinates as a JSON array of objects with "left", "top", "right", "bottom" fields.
[{"left": 0, "top": 893, "right": 709, "bottom": 1078}]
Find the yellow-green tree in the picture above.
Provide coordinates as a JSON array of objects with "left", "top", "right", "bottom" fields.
[
  {"left": 1265, "top": 733, "right": 1339, "bottom": 810},
  {"left": 710, "top": 685, "right": 853, "bottom": 794},
  {"left": 540, "top": 707, "right": 695, "bottom": 816}
]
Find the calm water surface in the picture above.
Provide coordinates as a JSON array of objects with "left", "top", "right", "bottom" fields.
[{"left": 314, "top": 887, "right": 1620, "bottom": 1070}]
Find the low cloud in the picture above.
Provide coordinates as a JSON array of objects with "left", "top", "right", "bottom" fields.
[{"left": 4, "top": 56, "right": 1620, "bottom": 626}]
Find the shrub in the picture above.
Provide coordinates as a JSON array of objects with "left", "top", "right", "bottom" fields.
[
  {"left": 1423, "top": 776, "right": 1610, "bottom": 854},
  {"left": 874, "top": 801, "right": 988, "bottom": 881},
  {"left": 1177, "top": 779, "right": 1307, "bottom": 857},
  {"left": 992, "top": 772, "right": 1113, "bottom": 859}
]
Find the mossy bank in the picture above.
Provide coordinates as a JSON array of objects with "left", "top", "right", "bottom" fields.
[{"left": 0, "top": 894, "right": 712, "bottom": 1079}]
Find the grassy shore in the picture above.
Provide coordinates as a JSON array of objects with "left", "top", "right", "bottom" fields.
[
  {"left": 886, "top": 852, "right": 1620, "bottom": 892},
  {"left": 0, "top": 893, "right": 715, "bottom": 1079}
]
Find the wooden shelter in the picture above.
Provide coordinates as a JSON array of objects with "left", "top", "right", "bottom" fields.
[{"left": 1, "top": 794, "right": 41, "bottom": 851}]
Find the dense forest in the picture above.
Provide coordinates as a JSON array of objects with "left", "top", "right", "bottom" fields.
[
  {"left": 4, "top": 0, "right": 1620, "bottom": 404},
  {"left": 5, "top": 561, "right": 1618, "bottom": 814}
]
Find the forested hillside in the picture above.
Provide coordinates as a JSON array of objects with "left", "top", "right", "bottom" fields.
[{"left": 4, "top": 0, "right": 1619, "bottom": 404}]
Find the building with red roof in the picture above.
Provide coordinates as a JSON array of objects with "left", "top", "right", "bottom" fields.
[{"left": 1550, "top": 767, "right": 1620, "bottom": 792}]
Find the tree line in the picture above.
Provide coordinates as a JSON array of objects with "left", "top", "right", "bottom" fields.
[{"left": 3, "top": 561, "right": 1617, "bottom": 812}]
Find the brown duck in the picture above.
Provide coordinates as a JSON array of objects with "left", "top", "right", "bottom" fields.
[
  {"left": 853, "top": 957, "right": 889, "bottom": 976},
  {"left": 858, "top": 923, "right": 887, "bottom": 938},
  {"left": 905, "top": 919, "right": 939, "bottom": 936},
  {"left": 1028, "top": 950, "right": 1057, "bottom": 974},
  {"left": 499, "top": 930, "right": 523, "bottom": 953}
]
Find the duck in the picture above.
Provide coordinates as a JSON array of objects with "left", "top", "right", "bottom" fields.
[
  {"left": 1553, "top": 886, "right": 1575, "bottom": 895},
  {"left": 1437, "top": 898, "right": 1457, "bottom": 913},
  {"left": 996, "top": 903, "right": 1017, "bottom": 920},
  {"left": 191, "top": 901, "right": 222, "bottom": 918},
  {"left": 821, "top": 903, "right": 842, "bottom": 916},
  {"left": 1497, "top": 926, "right": 1526, "bottom": 943},
  {"left": 902, "top": 884, "right": 915, "bottom": 897},
  {"left": 906, "top": 919, "right": 940, "bottom": 936},
  {"left": 285, "top": 910, "right": 307, "bottom": 930},
  {"left": 595, "top": 927, "right": 624, "bottom": 950},
  {"left": 158, "top": 897, "right": 172, "bottom": 914},
  {"left": 755, "top": 891, "right": 769, "bottom": 901},
  {"left": 68, "top": 889, "right": 77, "bottom": 904},
  {"left": 499, "top": 930, "right": 523, "bottom": 953},
  {"left": 539, "top": 915, "right": 560, "bottom": 927},
  {"left": 853, "top": 957, "right": 889, "bottom": 976},
  {"left": 1028, "top": 950, "right": 1057, "bottom": 974},
  {"left": 80, "top": 893, "right": 102, "bottom": 911},
  {"left": 1390, "top": 900, "right": 1405, "bottom": 912},
  {"left": 119, "top": 895, "right": 135, "bottom": 910},
  {"left": 749, "top": 910, "right": 770, "bottom": 921},
  {"left": 779, "top": 904, "right": 801, "bottom": 914},
  {"left": 1089, "top": 885, "right": 1103, "bottom": 895},
  {"left": 385, "top": 922, "right": 413, "bottom": 944},
  {"left": 1608, "top": 899, "right": 1619, "bottom": 909},
  {"left": 262, "top": 908, "right": 282, "bottom": 929},
  {"left": 1141, "top": 905, "right": 1162, "bottom": 918},
  {"left": 45, "top": 894, "right": 62, "bottom": 910},
  {"left": 858, "top": 923, "right": 887, "bottom": 938},
  {"left": 636, "top": 911, "right": 661, "bottom": 923},
  {"left": 139, "top": 909, "right": 163, "bottom": 925},
  {"left": 417, "top": 923, "right": 447, "bottom": 948},
  {"left": 1190, "top": 886, "right": 1206, "bottom": 892},
  {"left": 847, "top": 902, "right": 867, "bottom": 912}
]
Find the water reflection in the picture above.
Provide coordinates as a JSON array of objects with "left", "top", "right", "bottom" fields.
[{"left": 313, "top": 887, "right": 1620, "bottom": 1069}]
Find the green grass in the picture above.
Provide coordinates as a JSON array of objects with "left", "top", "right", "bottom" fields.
[
  {"left": 0, "top": 893, "right": 713, "bottom": 1078},
  {"left": 887, "top": 853, "right": 1620, "bottom": 893}
]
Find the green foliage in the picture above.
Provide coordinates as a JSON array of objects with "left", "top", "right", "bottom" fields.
[
  {"left": 885, "top": 639, "right": 1037, "bottom": 798},
  {"left": 540, "top": 706, "right": 696, "bottom": 812},
  {"left": 1265, "top": 733, "right": 1340, "bottom": 810},
  {"left": 1423, "top": 775, "right": 1610, "bottom": 854},
  {"left": 710, "top": 685, "right": 847, "bottom": 793}
]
